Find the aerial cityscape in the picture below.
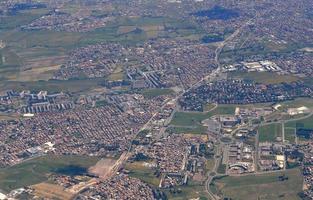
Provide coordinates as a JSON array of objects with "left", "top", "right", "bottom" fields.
[{"left": 0, "top": 0, "right": 313, "bottom": 199}]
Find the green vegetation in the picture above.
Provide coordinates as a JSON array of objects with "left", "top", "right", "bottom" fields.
[
  {"left": 229, "top": 71, "right": 300, "bottom": 84},
  {"left": 171, "top": 112, "right": 208, "bottom": 127},
  {"left": 107, "top": 65, "right": 124, "bottom": 81},
  {"left": 0, "top": 78, "right": 104, "bottom": 93},
  {"left": 167, "top": 125, "right": 207, "bottom": 135},
  {"left": 205, "top": 159, "right": 215, "bottom": 173},
  {"left": 140, "top": 88, "right": 174, "bottom": 98},
  {"left": 203, "top": 103, "right": 216, "bottom": 112},
  {"left": 211, "top": 168, "right": 303, "bottom": 200},
  {"left": 125, "top": 162, "right": 160, "bottom": 187},
  {"left": 95, "top": 100, "right": 108, "bottom": 107},
  {"left": 0, "top": 9, "right": 49, "bottom": 31},
  {"left": 168, "top": 105, "right": 236, "bottom": 135},
  {"left": 258, "top": 123, "right": 282, "bottom": 142},
  {"left": 285, "top": 115, "right": 313, "bottom": 130},
  {"left": 209, "top": 105, "right": 236, "bottom": 116},
  {"left": 0, "top": 13, "right": 204, "bottom": 86},
  {"left": 285, "top": 128, "right": 296, "bottom": 143},
  {"left": 126, "top": 161, "right": 208, "bottom": 200},
  {"left": 217, "top": 163, "right": 226, "bottom": 174},
  {"left": 0, "top": 155, "right": 100, "bottom": 192},
  {"left": 171, "top": 105, "right": 236, "bottom": 127},
  {"left": 279, "top": 98, "right": 313, "bottom": 110},
  {"left": 201, "top": 34, "right": 223, "bottom": 43},
  {"left": 164, "top": 182, "right": 207, "bottom": 200}
]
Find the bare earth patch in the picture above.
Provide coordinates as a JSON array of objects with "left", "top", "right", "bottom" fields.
[
  {"left": 88, "top": 158, "right": 117, "bottom": 178},
  {"left": 32, "top": 183, "right": 74, "bottom": 200}
]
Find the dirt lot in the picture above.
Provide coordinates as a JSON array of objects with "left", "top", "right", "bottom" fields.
[
  {"left": 88, "top": 158, "right": 117, "bottom": 178},
  {"left": 32, "top": 183, "right": 74, "bottom": 200}
]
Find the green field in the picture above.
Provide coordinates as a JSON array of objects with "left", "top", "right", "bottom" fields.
[
  {"left": 0, "top": 155, "right": 100, "bottom": 192},
  {"left": 0, "top": 9, "right": 50, "bottom": 31},
  {"left": 211, "top": 168, "right": 303, "bottom": 200},
  {"left": 140, "top": 88, "right": 174, "bottom": 98},
  {"left": 171, "top": 112, "right": 208, "bottom": 127},
  {"left": 279, "top": 98, "right": 313, "bottom": 110},
  {"left": 0, "top": 78, "right": 105, "bottom": 94},
  {"left": 217, "top": 163, "right": 227, "bottom": 174},
  {"left": 0, "top": 9, "right": 204, "bottom": 85},
  {"left": 171, "top": 105, "right": 236, "bottom": 127},
  {"left": 285, "top": 115, "right": 313, "bottom": 130},
  {"left": 285, "top": 128, "right": 296, "bottom": 143},
  {"left": 125, "top": 162, "right": 160, "bottom": 187},
  {"left": 229, "top": 71, "right": 300, "bottom": 84},
  {"left": 169, "top": 105, "right": 237, "bottom": 135},
  {"left": 258, "top": 123, "right": 283, "bottom": 142},
  {"left": 125, "top": 162, "right": 208, "bottom": 200},
  {"left": 167, "top": 125, "right": 207, "bottom": 135},
  {"left": 164, "top": 183, "right": 208, "bottom": 200}
]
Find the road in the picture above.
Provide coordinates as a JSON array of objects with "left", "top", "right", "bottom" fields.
[
  {"left": 203, "top": 17, "right": 256, "bottom": 199},
  {"left": 74, "top": 13, "right": 258, "bottom": 199},
  {"left": 205, "top": 144, "right": 223, "bottom": 200}
]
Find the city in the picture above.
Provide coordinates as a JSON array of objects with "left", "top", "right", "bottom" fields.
[{"left": 0, "top": 0, "right": 313, "bottom": 200}]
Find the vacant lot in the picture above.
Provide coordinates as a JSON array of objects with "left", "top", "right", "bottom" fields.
[
  {"left": 212, "top": 168, "right": 303, "bottom": 200},
  {"left": 32, "top": 183, "right": 74, "bottom": 200},
  {"left": 89, "top": 158, "right": 117, "bottom": 178}
]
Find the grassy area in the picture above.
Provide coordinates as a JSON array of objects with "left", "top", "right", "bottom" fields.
[
  {"left": 205, "top": 159, "right": 215, "bottom": 173},
  {"left": 0, "top": 78, "right": 104, "bottom": 94},
  {"left": 125, "top": 162, "right": 160, "bottom": 187},
  {"left": 258, "top": 123, "right": 283, "bottom": 142},
  {"left": 285, "top": 128, "right": 296, "bottom": 143},
  {"left": 164, "top": 182, "right": 208, "bottom": 200},
  {"left": 203, "top": 103, "right": 216, "bottom": 112},
  {"left": 171, "top": 112, "right": 208, "bottom": 127},
  {"left": 0, "top": 12, "right": 204, "bottom": 83},
  {"left": 107, "top": 64, "right": 124, "bottom": 81},
  {"left": 229, "top": 71, "right": 300, "bottom": 84},
  {"left": 0, "top": 9, "right": 50, "bottom": 31},
  {"left": 211, "top": 168, "right": 303, "bottom": 200},
  {"left": 279, "top": 98, "right": 313, "bottom": 110},
  {"left": 208, "top": 105, "right": 236, "bottom": 116},
  {"left": 217, "top": 163, "right": 226, "bottom": 174},
  {"left": 140, "top": 88, "right": 174, "bottom": 98},
  {"left": 168, "top": 105, "right": 237, "bottom": 135},
  {"left": 167, "top": 125, "right": 207, "bottom": 135},
  {"left": 0, "top": 155, "right": 100, "bottom": 192},
  {"left": 285, "top": 115, "right": 313, "bottom": 130},
  {"left": 171, "top": 105, "right": 236, "bottom": 127}
]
